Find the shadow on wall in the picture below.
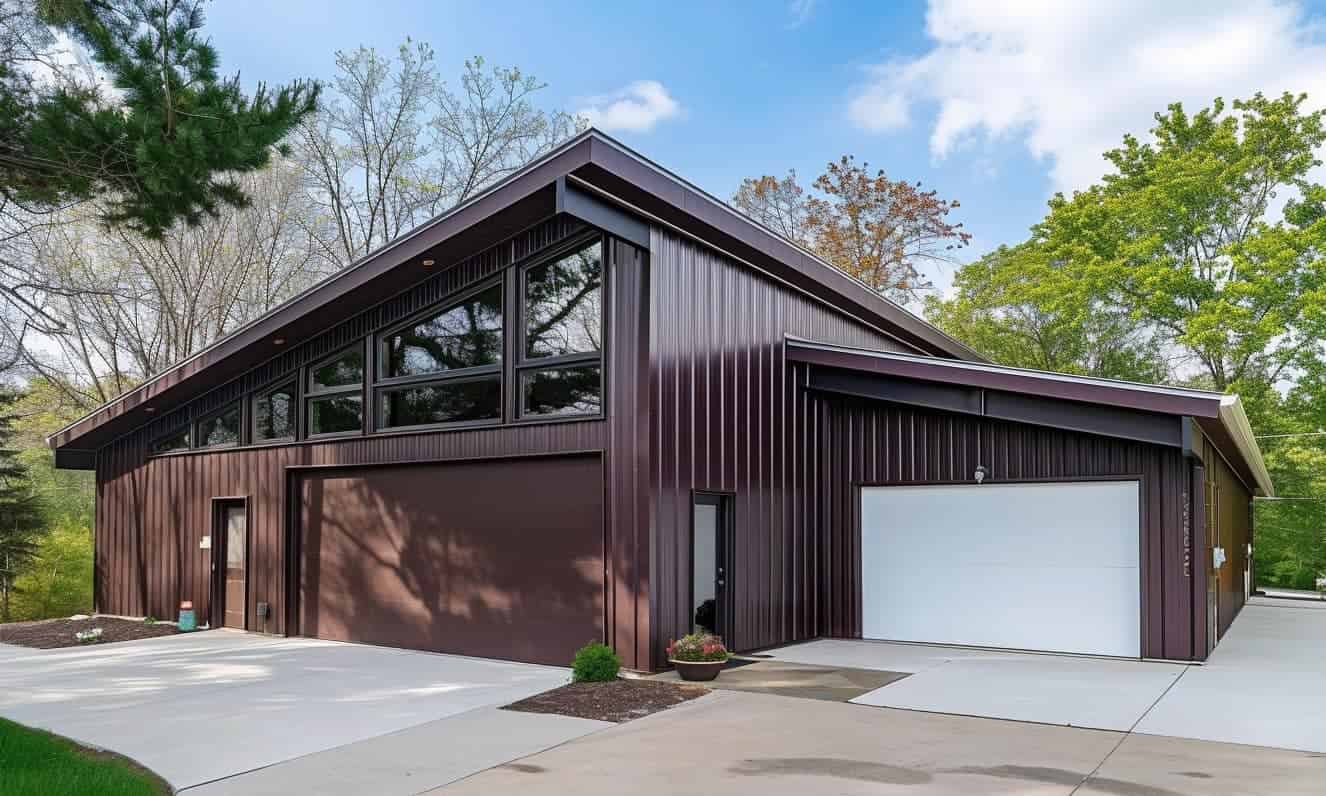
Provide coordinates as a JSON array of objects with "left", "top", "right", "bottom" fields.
[{"left": 298, "top": 455, "right": 605, "bottom": 666}]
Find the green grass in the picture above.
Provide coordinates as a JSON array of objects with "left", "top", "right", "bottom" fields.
[{"left": 0, "top": 717, "right": 169, "bottom": 795}]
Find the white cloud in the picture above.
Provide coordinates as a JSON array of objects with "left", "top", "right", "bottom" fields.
[
  {"left": 577, "top": 81, "right": 681, "bottom": 133},
  {"left": 788, "top": 0, "right": 818, "bottom": 29},
  {"left": 849, "top": 0, "right": 1326, "bottom": 192}
]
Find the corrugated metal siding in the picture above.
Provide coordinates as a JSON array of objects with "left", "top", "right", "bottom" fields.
[
  {"left": 646, "top": 227, "right": 910, "bottom": 667},
  {"left": 97, "top": 419, "right": 609, "bottom": 635},
  {"left": 814, "top": 393, "right": 1197, "bottom": 660},
  {"left": 95, "top": 218, "right": 654, "bottom": 669},
  {"left": 1194, "top": 428, "right": 1252, "bottom": 639}
]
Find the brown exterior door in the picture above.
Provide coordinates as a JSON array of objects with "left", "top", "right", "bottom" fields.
[
  {"left": 297, "top": 455, "right": 604, "bottom": 666},
  {"left": 220, "top": 502, "right": 247, "bottom": 630}
]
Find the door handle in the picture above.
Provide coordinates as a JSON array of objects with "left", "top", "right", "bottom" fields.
[{"left": 716, "top": 578, "right": 726, "bottom": 588}]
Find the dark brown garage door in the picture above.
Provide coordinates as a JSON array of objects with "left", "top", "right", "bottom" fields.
[{"left": 297, "top": 455, "right": 604, "bottom": 665}]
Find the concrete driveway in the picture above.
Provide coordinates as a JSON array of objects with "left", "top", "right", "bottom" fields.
[
  {"left": 440, "top": 689, "right": 1326, "bottom": 795},
  {"left": 0, "top": 630, "right": 606, "bottom": 792},
  {"left": 765, "top": 595, "right": 1326, "bottom": 753}
]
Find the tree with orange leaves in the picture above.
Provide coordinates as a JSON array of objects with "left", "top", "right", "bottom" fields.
[{"left": 732, "top": 157, "right": 969, "bottom": 303}]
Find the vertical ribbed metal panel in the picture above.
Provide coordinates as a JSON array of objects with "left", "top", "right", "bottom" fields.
[
  {"left": 1194, "top": 429, "right": 1252, "bottom": 640},
  {"left": 816, "top": 393, "right": 1197, "bottom": 660},
  {"left": 96, "top": 418, "right": 611, "bottom": 636},
  {"left": 646, "top": 227, "right": 909, "bottom": 666},
  {"left": 92, "top": 217, "right": 654, "bottom": 668}
]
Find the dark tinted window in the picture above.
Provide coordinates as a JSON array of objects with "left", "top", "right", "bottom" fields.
[
  {"left": 254, "top": 384, "right": 295, "bottom": 441},
  {"left": 152, "top": 429, "right": 189, "bottom": 454},
  {"left": 197, "top": 404, "right": 240, "bottom": 447},
  {"left": 525, "top": 243, "right": 602, "bottom": 359},
  {"left": 310, "top": 349, "right": 363, "bottom": 391},
  {"left": 381, "top": 378, "right": 501, "bottom": 428},
  {"left": 521, "top": 365, "right": 601, "bottom": 417},
  {"left": 308, "top": 395, "right": 362, "bottom": 435},
  {"left": 385, "top": 285, "right": 502, "bottom": 378}
]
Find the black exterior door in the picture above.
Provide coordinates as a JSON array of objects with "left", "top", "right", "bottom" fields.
[{"left": 691, "top": 493, "right": 733, "bottom": 638}]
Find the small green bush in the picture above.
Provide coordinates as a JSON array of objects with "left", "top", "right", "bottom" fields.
[{"left": 571, "top": 642, "right": 621, "bottom": 682}]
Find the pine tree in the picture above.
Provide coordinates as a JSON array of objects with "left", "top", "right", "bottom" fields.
[
  {"left": 0, "top": 389, "right": 44, "bottom": 622},
  {"left": 2, "top": 0, "right": 319, "bottom": 237}
]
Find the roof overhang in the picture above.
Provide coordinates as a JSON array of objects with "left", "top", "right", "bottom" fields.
[
  {"left": 49, "top": 130, "right": 981, "bottom": 461},
  {"left": 789, "top": 337, "right": 1274, "bottom": 497}
]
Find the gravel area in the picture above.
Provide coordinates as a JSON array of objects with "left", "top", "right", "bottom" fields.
[
  {"left": 0, "top": 617, "right": 180, "bottom": 649},
  {"left": 503, "top": 679, "right": 708, "bottom": 723}
]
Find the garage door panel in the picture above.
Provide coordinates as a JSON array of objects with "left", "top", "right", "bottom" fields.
[
  {"left": 871, "top": 483, "right": 1139, "bottom": 568},
  {"left": 299, "top": 455, "right": 604, "bottom": 665},
  {"left": 861, "top": 481, "right": 1140, "bottom": 658}
]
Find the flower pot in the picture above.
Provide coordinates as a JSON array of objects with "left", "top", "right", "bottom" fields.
[{"left": 670, "top": 659, "right": 725, "bottom": 682}]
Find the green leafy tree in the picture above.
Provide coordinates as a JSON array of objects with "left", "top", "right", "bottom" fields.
[
  {"left": 1035, "top": 93, "right": 1326, "bottom": 397},
  {"left": 3, "top": 0, "right": 319, "bottom": 237},
  {"left": 930, "top": 92, "right": 1326, "bottom": 589},
  {"left": 0, "top": 389, "right": 44, "bottom": 621},
  {"left": 925, "top": 243, "right": 1167, "bottom": 382}
]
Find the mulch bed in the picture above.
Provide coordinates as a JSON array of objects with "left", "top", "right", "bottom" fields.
[
  {"left": 503, "top": 679, "right": 709, "bottom": 723},
  {"left": 0, "top": 617, "right": 180, "bottom": 649}
]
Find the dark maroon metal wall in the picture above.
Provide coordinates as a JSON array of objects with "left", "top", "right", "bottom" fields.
[
  {"left": 646, "top": 228, "right": 914, "bottom": 668},
  {"left": 1191, "top": 426, "right": 1253, "bottom": 641},
  {"left": 814, "top": 392, "right": 1200, "bottom": 661},
  {"left": 94, "top": 217, "right": 655, "bottom": 669}
]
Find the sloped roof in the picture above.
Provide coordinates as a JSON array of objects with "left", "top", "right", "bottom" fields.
[
  {"left": 48, "top": 129, "right": 981, "bottom": 459},
  {"left": 788, "top": 337, "right": 1274, "bottom": 496}
]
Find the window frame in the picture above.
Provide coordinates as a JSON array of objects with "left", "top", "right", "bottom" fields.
[
  {"left": 375, "top": 372, "right": 504, "bottom": 432},
  {"left": 514, "top": 236, "right": 606, "bottom": 422},
  {"left": 251, "top": 378, "right": 297, "bottom": 444},
  {"left": 304, "top": 343, "right": 366, "bottom": 439},
  {"left": 150, "top": 426, "right": 191, "bottom": 455},
  {"left": 373, "top": 277, "right": 505, "bottom": 433},
  {"left": 194, "top": 400, "right": 243, "bottom": 450},
  {"left": 376, "top": 277, "right": 505, "bottom": 388}
]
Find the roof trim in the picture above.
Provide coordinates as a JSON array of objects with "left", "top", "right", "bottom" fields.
[
  {"left": 788, "top": 337, "right": 1273, "bottom": 496},
  {"left": 1218, "top": 395, "right": 1275, "bottom": 497}
]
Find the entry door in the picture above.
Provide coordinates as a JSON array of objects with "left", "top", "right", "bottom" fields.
[
  {"left": 860, "top": 481, "right": 1141, "bottom": 658},
  {"left": 691, "top": 494, "right": 732, "bottom": 638},
  {"left": 218, "top": 502, "right": 247, "bottom": 630}
]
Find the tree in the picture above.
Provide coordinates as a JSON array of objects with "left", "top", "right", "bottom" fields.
[
  {"left": 0, "top": 389, "right": 44, "bottom": 621},
  {"left": 927, "top": 91, "right": 1326, "bottom": 592},
  {"left": 730, "top": 170, "right": 808, "bottom": 242},
  {"left": 924, "top": 244, "right": 1168, "bottom": 382},
  {"left": 1033, "top": 93, "right": 1326, "bottom": 396},
  {"left": 2, "top": 0, "right": 319, "bottom": 237},
  {"left": 731, "top": 157, "right": 970, "bottom": 303},
  {"left": 297, "top": 44, "right": 581, "bottom": 265},
  {"left": 9, "top": 158, "right": 332, "bottom": 409}
]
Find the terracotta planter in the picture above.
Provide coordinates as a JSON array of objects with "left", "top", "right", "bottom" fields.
[{"left": 670, "top": 658, "right": 726, "bottom": 682}]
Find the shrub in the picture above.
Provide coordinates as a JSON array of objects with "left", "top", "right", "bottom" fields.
[
  {"left": 571, "top": 642, "right": 621, "bottom": 682},
  {"left": 666, "top": 632, "right": 729, "bottom": 662}
]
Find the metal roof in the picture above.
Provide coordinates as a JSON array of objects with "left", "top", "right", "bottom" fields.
[{"left": 788, "top": 337, "right": 1274, "bottom": 496}]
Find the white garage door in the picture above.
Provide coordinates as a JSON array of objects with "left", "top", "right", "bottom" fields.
[{"left": 861, "top": 481, "right": 1141, "bottom": 658}]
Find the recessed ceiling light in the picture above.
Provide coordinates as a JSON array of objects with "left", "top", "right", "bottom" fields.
[
  {"left": 421, "top": 259, "right": 435, "bottom": 267},
  {"left": 144, "top": 407, "right": 155, "bottom": 413},
  {"left": 273, "top": 338, "right": 286, "bottom": 345}
]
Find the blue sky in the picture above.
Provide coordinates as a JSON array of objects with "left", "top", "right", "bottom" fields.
[{"left": 203, "top": 0, "right": 1326, "bottom": 295}]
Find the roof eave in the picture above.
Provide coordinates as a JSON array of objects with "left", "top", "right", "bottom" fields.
[{"left": 1217, "top": 395, "right": 1275, "bottom": 497}]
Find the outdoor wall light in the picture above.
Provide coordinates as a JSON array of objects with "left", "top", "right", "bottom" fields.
[{"left": 974, "top": 465, "right": 988, "bottom": 484}]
